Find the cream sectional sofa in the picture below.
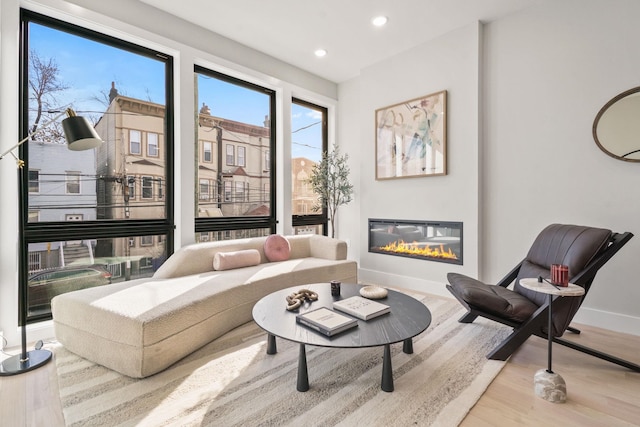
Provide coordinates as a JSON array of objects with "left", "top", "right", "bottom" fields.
[{"left": 52, "top": 234, "right": 357, "bottom": 378}]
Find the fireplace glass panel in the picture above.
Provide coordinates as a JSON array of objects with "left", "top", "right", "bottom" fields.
[{"left": 368, "top": 219, "right": 463, "bottom": 265}]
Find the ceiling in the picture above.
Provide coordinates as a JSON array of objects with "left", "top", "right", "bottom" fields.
[{"left": 139, "top": 0, "right": 540, "bottom": 83}]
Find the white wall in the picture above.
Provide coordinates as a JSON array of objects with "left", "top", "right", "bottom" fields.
[
  {"left": 482, "top": 0, "right": 640, "bottom": 335},
  {"left": 339, "top": 0, "right": 640, "bottom": 335},
  {"left": 339, "top": 22, "right": 482, "bottom": 298}
]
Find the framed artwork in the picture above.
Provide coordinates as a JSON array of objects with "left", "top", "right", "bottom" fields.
[{"left": 375, "top": 90, "right": 447, "bottom": 180}]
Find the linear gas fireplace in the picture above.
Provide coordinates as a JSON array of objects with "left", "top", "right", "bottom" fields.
[{"left": 368, "top": 219, "right": 463, "bottom": 265}]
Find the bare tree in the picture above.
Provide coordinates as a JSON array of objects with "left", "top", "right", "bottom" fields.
[{"left": 28, "top": 49, "right": 68, "bottom": 140}]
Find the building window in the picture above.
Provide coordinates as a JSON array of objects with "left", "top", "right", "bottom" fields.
[
  {"left": 130, "top": 130, "right": 141, "bottom": 155},
  {"left": 28, "top": 170, "right": 40, "bottom": 193},
  {"left": 66, "top": 172, "right": 81, "bottom": 194},
  {"left": 158, "top": 178, "right": 163, "bottom": 199},
  {"left": 236, "top": 181, "right": 246, "bottom": 201},
  {"left": 199, "top": 179, "right": 210, "bottom": 200},
  {"left": 203, "top": 141, "right": 212, "bottom": 162},
  {"left": 140, "top": 235, "right": 154, "bottom": 246},
  {"left": 226, "top": 144, "right": 235, "bottom": 165},
  {"left": 21, "top": 10, "right": 174, "bottom": 324},
  {"left": 224, "top": 181, "right": 232, "bottom": 202},
  {"left": 127, "top": 176, "right": 136, "bottom": 199},
  {"left": 237, "top": 146, "right": 246, "bottom": 167},
  {"left": 142, "top": 176, "right": 153, "bottom": 199},
  {"left": 264, "top": 150, "right": 270, "bottom": 171},
  {"left": 147, "top": 132, "right": 159, "bottom": 157}
]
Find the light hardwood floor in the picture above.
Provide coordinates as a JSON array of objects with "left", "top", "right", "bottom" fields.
[{"left": 2, "top": 323, "right": 639, "bottom": 426}]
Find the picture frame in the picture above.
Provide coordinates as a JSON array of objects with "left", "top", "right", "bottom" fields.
[{"left": 375, "top": 90, "right": 447, "bottom": 180}]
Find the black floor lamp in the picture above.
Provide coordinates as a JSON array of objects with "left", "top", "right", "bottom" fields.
[{"left": 0, "top": 109, "right": 102, "bottom": 376}]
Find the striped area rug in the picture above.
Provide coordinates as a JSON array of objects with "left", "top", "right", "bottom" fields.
[{"left": 53, "top": 293, "right": 510, "bottom": 426}]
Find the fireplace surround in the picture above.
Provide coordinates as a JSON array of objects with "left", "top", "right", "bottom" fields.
[{"left": 368, "top": 219, "right": 463, "bottom": 265}]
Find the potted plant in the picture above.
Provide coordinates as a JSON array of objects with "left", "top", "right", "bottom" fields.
[{"left": 307, "top": 145, "right": 354, "bottom": 238}]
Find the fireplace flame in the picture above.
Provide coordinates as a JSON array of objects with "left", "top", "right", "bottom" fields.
[{"left": 378, "top": 240, "right": 458, "bottom": 260}]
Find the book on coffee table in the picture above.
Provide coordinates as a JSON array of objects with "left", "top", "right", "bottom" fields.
[
  {"left": 333, "top": 296, "right": 390, "bottom": 321},
  {"left": 296, "top": 307, "right": 358, "bottom": 337}
]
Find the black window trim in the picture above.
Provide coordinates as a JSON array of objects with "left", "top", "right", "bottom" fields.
[
  {"left": 194, "top": 65, "right": 277, "bottom": 235},
  {"left": 19, "top": 9, "right": 175, "bottom": 323},
  {"left": 291, "top": 97, "right": 328, "bottom": 235}
]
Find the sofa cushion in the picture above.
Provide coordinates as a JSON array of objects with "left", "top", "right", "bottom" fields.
[
  {"left": 264, "top": 234, "right": 291, "bottom": 262},
  {"left": 213, "top": 249, "right": 261, "bottom": 271}
]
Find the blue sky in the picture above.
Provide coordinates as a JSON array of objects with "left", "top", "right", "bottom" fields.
[{"left": 30, "top": 22, "right": 322, "bottom": 162}]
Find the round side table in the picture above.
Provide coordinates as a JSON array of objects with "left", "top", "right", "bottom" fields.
[{"left": 519, "top": 278, "right": 585, "bottom": 403}]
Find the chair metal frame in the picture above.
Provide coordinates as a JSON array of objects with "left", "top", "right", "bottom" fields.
[{"left": 447, "top": 231, "right": 639, "bottom": 371}]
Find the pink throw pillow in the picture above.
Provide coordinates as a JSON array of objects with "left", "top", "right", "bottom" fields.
[{"left": 264, "top": 234, "right": 291, "bottom": 262}]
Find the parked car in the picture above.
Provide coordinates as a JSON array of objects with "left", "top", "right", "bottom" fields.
[{"left": 28, "top": 265, "right": 112, "bottom": 316}]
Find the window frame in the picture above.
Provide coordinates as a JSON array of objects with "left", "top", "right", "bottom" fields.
[
  {"left": 147, "top": 132, "right": 159, "bottom": 157},
  {"left": 19, "top": 9, "right": 175, "bottom": 324},
  {"left": 141, "top": 176, "right": 153, "bottom": 199},
  {"left": 130, "top": 129, "right": 142, "bottom": 155},
  {"left": 65, "top": 171, "right": 81, "bottom": 194},
  {"left": 237, "top": 146, "right": 246, "bottom": 167},
  {"left": 127, "top": 176, "right": 136, "bottom": 199},
  {"left": 203, "top": 141, "right": 213, "bottom": 163},
  {"left": 291, "top": 98, "right": 328, "bottom": 235},
  {"left": 226, "top": 144, "right": 235, "bottom": 166},
  {"left": 194, "top": 65, "right": 277, "bottom": 237}
]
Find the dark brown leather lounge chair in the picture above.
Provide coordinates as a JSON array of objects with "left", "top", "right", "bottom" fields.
[{"left": 446, "top": 223, "right": 639, "bottom": 371}]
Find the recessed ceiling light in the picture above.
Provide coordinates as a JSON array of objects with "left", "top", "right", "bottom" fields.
[
  {"left": 314, "top": 49, "right": 327, "bottom": 58},
  {"left": 372, "top": 16, "right": 388, "bottom": 27}
]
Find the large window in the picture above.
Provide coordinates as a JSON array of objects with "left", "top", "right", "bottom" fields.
[
  {"left": 194, "top": 66, "right": 275, "bottom": 240},
  {"left": 291, "top": 99, "right": 328, "bottom": 235},
  {"left": 20, "top": 10, "right": 174, "bottom": 322}
]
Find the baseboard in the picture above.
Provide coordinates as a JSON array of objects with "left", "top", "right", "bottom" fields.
[
  {"left": 359, "top": 268, "right": 640, "bottom": 337},
  {"left": 573, "top": 307, "right": 640, "bottom": 337}
]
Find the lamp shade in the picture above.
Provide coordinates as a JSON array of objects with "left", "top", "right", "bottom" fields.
[{"left": 62, "top": 114, "right": 103, "bottom": 151}]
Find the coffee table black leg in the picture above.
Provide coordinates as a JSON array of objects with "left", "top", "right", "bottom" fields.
[
  {"left": 381, "top": 344, "right": 394, "bottom": 392},
  {"left": 266, "top": 333, "right": 277, "bottom": 355},
  {"left": 297, "top": 344, "right": 309, "bottom": 392},
  {"left": 403, "top": 338, "right": 413, "bottom": 354}
]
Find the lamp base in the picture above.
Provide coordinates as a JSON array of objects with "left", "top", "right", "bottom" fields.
[{"left": 0, "top": 349, "right": 52, "bottom": 376}]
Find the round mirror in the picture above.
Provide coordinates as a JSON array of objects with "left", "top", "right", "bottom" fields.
[{"left": 593, "top": 86, "right": 640, "bottom": 162}]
